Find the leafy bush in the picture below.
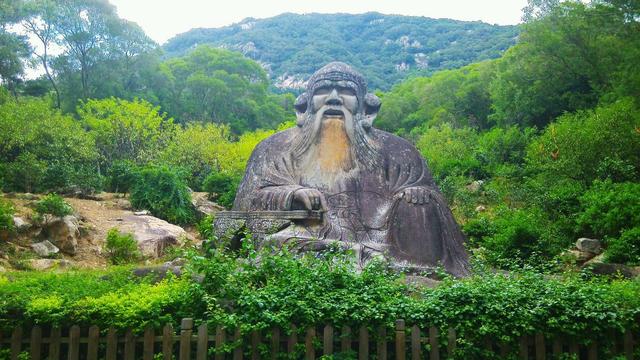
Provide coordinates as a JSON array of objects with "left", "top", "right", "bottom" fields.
[
  {"left": 196, "top": 215, "right": 214, "bottom": 241},
  {"left": 576, "top": 180, "right": 640, "bottom": 239},
  {"left": 104, "top": 229, "right": 141, "bottom": 265},
  {"left": 202, "top": 172, "right": 241, "bottom": 208},
  {"left": 605, "top": 227, "right": 640, "bottom": 265},
  {"left": 0, "top": 199, "right": 15, "bottom": 234},
  {"left": 106, "top": 160, "right": 140, "bottom": 194},
  {"left": 130, "top": 165, "right": 195, "bottom": 224},
  {"left": 34, "top": 194, "right": 73, "bottom": 218}
]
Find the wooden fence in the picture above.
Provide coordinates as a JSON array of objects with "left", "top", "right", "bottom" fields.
[{"left": 0, "top": 319, "right": 636, "bottom": 359}]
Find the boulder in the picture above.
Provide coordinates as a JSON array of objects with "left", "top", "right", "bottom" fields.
[
  {"left": 466, "top": 180, "right": 484, "bottom": 193},
  {"left": 13, "top": 216, "right": 31, "bottom": 232},
  {"left": 44, "top": 216, "right": 80, "bottom": 255},
  {"left": 117, "top": 215, "right": 188, "bottom": 258},
  {"left": 30, "top": 259, "right": 71, "bottom": 271},
  {"left": 191, "top": 192, "right": 225, "bottom": 217},
  {"left": 475, "top": 205, "right": 486, "bottom": 212},
  {"left": 564, "top": 249, "right": 596, "bottom": 263},
  {"left": 583, "top": 262, "right": 638, "bottom": 278},
  {"left": 31, "top": 240, "right": 59, "bottom": 257},
  {"left": 576, "top": 238, "right": 602, "bottom": 254}
]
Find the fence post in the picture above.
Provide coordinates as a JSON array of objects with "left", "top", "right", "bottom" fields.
[
  {"left": 323, "top": 324, "right": 334, "bottom": 355},
  {"left": 395, "top": 320, "right": 406, "bottom": 360},
  {"left": 410, "top": 325, "right": 420, "bottom": 360},
  {"left": 106, "top": 327, "right": 117, "bottom": 360},
  {"left": 196, "top": 323, "right": 208, "bottom": 360},
  {"left": 287, "top": 324, "right": 297, "bottom": 354},
  {"left": 624, "top": 330, "right": 634, "bottom": 360},
  {"left": 358, "top": 326, "right": 369, "bottom": 360},
  {"left": 588, "top": 341, "right": 597, "bottom": 360},
  {"left": 519, "top": 336, "right": 529, "bottom": 360},
  {"left": 535, "top": 333, "right": 545, "bottom": 360},
  {"left": 144, "top": 326, "right": 155, "bottom": 360},
  {"left": 216, "top": 326, "right": 226, "bottom": 360},
  {"left": 180, "top": 318, "right": 194, "bottom": 360},
  {"left": 429, "top": 327, "right": 440, "bottom": 360},
  {"left": 87, "top": 326, "right": 100, "bottom": 360},
  {"left": 69, "top": 325, "right": 80, "bottom": 360},
  {"left": 233, "top": 328, "right": 243, "bottom": 360},
  {"left": 124, "top": 329, "right": 135, "bottom": 360},
  {"left": 305, "top": 327, "right": 316, "bottom": 360},
  {"left": 377, "top": 327, "right": 387, "bottom": 360},
  {"left": 270, "top": 327, "right": 279, "bottom": 360},
  {"left": 341, "top": 326, "right": 351, "bottom": 352},
  {"left": 162, "top": 324, "right": 174, "bottom": 360},
  {"left": 10, "top": 327, "right": 22, "bottom": 360},
  {"left": 28, "top": 326, "right": 42, "bottom": 360},
  {"left": 447, "top": 328, "right": 456, "bottom": 357}
]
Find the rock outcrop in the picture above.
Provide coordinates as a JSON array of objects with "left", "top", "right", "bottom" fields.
[{"left": 116, "top": 215, "right": 189, "bottom": 258}]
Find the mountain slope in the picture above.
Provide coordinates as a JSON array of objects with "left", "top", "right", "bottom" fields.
[{"left": 163, "top": 12, "right": 519, "bottom": 91}]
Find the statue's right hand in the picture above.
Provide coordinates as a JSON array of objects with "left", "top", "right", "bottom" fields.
[{"left": 293, "top": 188, "right": 327, "bottom": 211}]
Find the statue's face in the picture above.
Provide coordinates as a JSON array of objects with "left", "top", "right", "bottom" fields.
[{"left": 310, "top": 80, "right": 359, "bottom": 120}]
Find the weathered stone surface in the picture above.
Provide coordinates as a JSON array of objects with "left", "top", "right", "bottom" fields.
[
  {"left": 466, "top": 180, "right": 484, "bottom": 193},
  {"left": 217, "top": 62, "right": 470, "bottom": 277},
  {"left": 192, "top": 192, "right": 225, "bottom": 217},
  {"left": 30, "top": 259, "right": 71, "bottom": 271},
  {"left": 583, "top": 262, "right": 638, "bottom": 278},
  {"left": 44, "top": 215, "right": 80, "bottom": 255},
  {"left": 31, "top": 240, "right": 59, "bottom": 257},
  {"left": 576, "top": 238, "right": 602, "bottom": 254},
  {"left": 565, "top": 249, "right": 596, "bottom": 263},
  {"left": 13, "top": 216, "right": 30, "bottom": 232},
  {"left": 117, "top": 215, "right": 188, "bottom": 258},
  {"left": 475, "top": 205, "right": 486, "bottom": 212}
]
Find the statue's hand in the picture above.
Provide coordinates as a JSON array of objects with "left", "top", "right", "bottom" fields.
[
  {"left": 293, "top": 188, "right": 328, "bottom": 211},
  {"left": 396, "top": 186, "right": 433, "bottom": 205}
]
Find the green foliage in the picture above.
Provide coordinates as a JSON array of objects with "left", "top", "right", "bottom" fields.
[
  {"left": 34, "top": 194, "right": 73, "bottom": 218},
  {"left": 104, "top": 229, "right": 141, "bottom": 265},
  {"left": 106, "top": 160, "right": 140, "bottom": 194},
  {"left": 605, "top": 227, "right": 640, "bottom": 265},
  {"left": 576, "top": 180, "right": 640, "bottom": 240},
  {"left": 416, "top": 124, "right": 481, "bottom": 181},
  {"left": 202, "top": 173, "right": 241, "bottom": 208},
  {"left": 130, "top": 165, "right": 195, "bottom": 225},
  {"left": 196, "top": 215, "right": 214, "bottom": 241},
  {"left": 0, "top": 198, "right": 15, "bottom": 234}
]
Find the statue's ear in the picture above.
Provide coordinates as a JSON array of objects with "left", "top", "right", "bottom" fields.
[
  {"left": 294, "top": 93, "right": 308, "bottom": 126},
  {"left": 362, "top": 93, "right": 381, "bottom": 129}
]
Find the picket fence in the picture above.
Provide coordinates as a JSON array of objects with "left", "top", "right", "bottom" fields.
[{"left": 0, "top": 318, "right": 636, "bottom": 359}]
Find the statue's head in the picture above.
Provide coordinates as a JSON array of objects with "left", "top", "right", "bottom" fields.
[
  {"left": 294, "top": 62, "right": 381, "bottom": 130},
  {"left": 290, "top": 62, "right": 382, "bottom": 171}
]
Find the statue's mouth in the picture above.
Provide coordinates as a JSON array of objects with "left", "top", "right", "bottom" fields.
[{"left": 322, "top": 108, "right": 345, "bottom": 118}]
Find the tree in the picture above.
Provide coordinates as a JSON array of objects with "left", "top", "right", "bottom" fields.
[{"left": 0, "top": 0, "right": 30, "bottom": 96}]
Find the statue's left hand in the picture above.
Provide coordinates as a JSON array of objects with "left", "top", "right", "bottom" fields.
[{"left": 396, "top": 186, "right": 433, "bottom": 205}]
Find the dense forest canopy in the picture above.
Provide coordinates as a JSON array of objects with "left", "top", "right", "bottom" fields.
[
  {"left": 163, "top": 12, "right": 519, "bottom": 91},
  {"left": 1, "top": 0, "right": 639, "bottom": 268}
]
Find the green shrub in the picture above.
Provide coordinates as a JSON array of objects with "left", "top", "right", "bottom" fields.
[
  {"left": 577, "top": 180, "right": 640, "bottom": 239},
  {"left": 130, "top": 165, "right": 195, "bottom": 224},
  {"left": 34, "top": 194, "right": 73, "bottom": 218},
  {"left": 202, "top": 172, "right": 241, "bottom": 208},
  {"left": 0, "top": 199, "right": 15, "bottom": 234},
  {"left": 106, "top": 160, "right": 140, "bottom": 194},
  {"left": 605, "top": 227, "right": 640, "bottom": 265},
  {"left": 104, "top": 228, "right": 141, "bottom": 265},
  {"left": 196, "top": 215, "right": 214, "bottom": 241}
]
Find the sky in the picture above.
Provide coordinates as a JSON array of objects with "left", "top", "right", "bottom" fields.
[{"left": 109, "top": 0, "right": 529, "bottom": 44}]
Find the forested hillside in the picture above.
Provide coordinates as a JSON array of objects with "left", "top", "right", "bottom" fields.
[{"left": 163, "top": 12, "right": 519, "bottom": 91}]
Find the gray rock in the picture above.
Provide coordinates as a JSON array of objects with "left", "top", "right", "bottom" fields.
[
  {"left": 475, "top": 205, "right": 487, "bottom": 212},
  {"left": 191, "top": 192, "right": 225, "bottom": 217},
  {"left": 13, "top": 216, "right": 31, "bottom": 232},
  {"left": 134, "top": 210, "right": 150, "bottom": 216},
  {"left": 44, "top": 215, "right": 80, "bottom": 255},
  {"left": 583, "top": 262, "right": 638, "bottom": 278},
  {"left": 576, "top": 238, "right": 602, "bottom": 254},
  {"left": 116, "top": 215, "right": 190, "bottom": 258},
  {"left": 30, "top": 259, "right": 71, "bottom": 271},
  {"left": 31, "top": 240, "right": 59, "bottom": 257},
  {"left": 116, "top": 198, "right": 132, "bottom": 210},
  {"left": 565, "top": 249, "right": 596, "bottom": 263},
  {"left": 466, "top": 180, "right": 484, "bottom": 193}
]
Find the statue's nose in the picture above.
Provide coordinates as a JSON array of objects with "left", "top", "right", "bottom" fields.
[{"left": 325, "top": 88, "right": 342, "bottom": 106}]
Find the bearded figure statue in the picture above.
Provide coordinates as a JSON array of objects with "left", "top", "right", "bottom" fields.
[{"left": 226, "top": 62, "right": 469, "bottom": 277}]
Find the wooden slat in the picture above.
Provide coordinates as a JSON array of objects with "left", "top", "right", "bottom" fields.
[
  {"left": 552, "top": 338, "right": 561, "bottom": 357},
  {"left": 251, "top": 330, "right": 260, "bottom": 360},
  {"left": 87, "top": 326, "right": 100, "bottom": 360},
  {"left": 395, "top": 320, "right": 405, "bottom": 360},
  {"left": 216, "top": 326, "right": 226, "bottom": 360},
  {"left": 323, "top": 324, "right": 333, "bottom": 355},
  {"left": 105, "top": 328, "right": 117, "bottom": 360},
  {"left": 377, "top": 327, "right": 387, "bottom": 360},
  {"left": 124, "top": 329, "right": 135, "bottom": 360},
  {"left": 69, "top": 325, "right": 80, "bottom": 360},
  {"left": 535, "top": 333, "right": 545, "bottom": 360},
  {"left": 499, "top": 342, "right": 510, "bottom": 358},
  {"left": 233, "top": 328, "right": 243, "bottom": 360},
  {"left": 29, "top": 326, "right": 42, "bottom": 360},
  {"left": 270, "top": 327, "right": 279, "bottom": 360},
  {"left": 519, "top": 336, "right": 528, "bottom": 360},
  {"left": 287, "top": 324, "right": 298, "bottom": 354},
  {"left": 588, "top": 341, "right": 597, "bottom": 360},
  {"left": 180, "top": 318, "right": 194, "bottom": 360},
  {"left": 410, "top": 325, "right": 420, "bottom": 360},
  {"left": 197, "top": 323, "right": 208, "bottom": 360},
  {"left": 341, "top": 326, "right": 351, "bottom": 352},
  {"left": 429, "top": 327, "right": 440, "bottom": 360},
  {"left": 358, "top": 327, "right": 368, "bottom": 360},
  {"left": 447, "top": 328, "right": 456, "bottom": 357},
  {"left": 305, "top": 327, "right": 315, "bottom": 360},
  {"left": 624, "top": 330, "right": 633, "bottom": 360},
  {"left": 569, "top": 340, "right": 579, "bottom": 356},
  {"left": 162, "top": 324, "right": 174, "bottom": 360},
  {"left": 10, "top": 327, "right": 22, "bottom": 360},
  {"left": 144, "top": 326, "right": 155, "bottom": 360}
]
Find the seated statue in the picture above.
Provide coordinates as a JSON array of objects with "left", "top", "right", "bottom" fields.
[{"left": 227, "top": 62, "right": 469, "bottom": 276}]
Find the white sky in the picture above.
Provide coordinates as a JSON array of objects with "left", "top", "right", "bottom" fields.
[{"left": 110, "top": 0, "right": 528, "bottom": 44}]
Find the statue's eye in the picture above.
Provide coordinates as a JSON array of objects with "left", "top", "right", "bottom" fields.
[
  {"left": 338, "top": 87, "right": 356, "bottom": 96},
  {"left": 314, "top": 87, "right": 331, "bottom": 96}
]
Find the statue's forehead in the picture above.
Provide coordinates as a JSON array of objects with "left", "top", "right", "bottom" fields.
[{"left": 311, "top": 79, "right": 358, "bottom": 92}]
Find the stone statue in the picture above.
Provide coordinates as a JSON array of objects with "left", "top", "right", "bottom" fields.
[{"left": 219, "top": 62, "right": 470, "bottom": 277}]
